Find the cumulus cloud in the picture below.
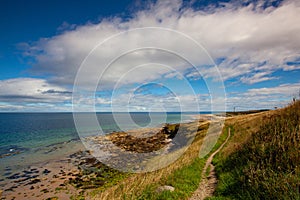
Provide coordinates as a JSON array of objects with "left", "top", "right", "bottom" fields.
[
  {"left": 23, "top": 0, "right": 300, "bottom": 89},
  {"left": 2, "top": 0, "right": 300, "bottom": 112},
  {"left": 226, "top": 82, "right": 300, "bottom": 111},
  {"left": 0, "top": 78, "right": 71, "bottom": 103}
]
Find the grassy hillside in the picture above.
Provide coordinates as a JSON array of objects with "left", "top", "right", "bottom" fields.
[
  {"left": 73, "top": 101, "right": 299, "bottom": 200},
  {"left": 85, "top": 120, "right": 229, "bottom": 200},
  {"left": 210, "top": 101, "right": 300, "bottom": 199},
  {"left": 85, "top": 121, "right": 210, "bottom": 199}
]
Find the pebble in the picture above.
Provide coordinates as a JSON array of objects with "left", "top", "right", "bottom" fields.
[
  {"left": 156, "top": 185, "right": 175, "bottom": 193},
  {"left": 40, "top": 188, "right": 49, "bottom": 193},
  {"left": 43, "top": 169, "right": 51, "bottom": 174},
  {"left": 26, "top": 178, "right": 41, "bottom": 185}
]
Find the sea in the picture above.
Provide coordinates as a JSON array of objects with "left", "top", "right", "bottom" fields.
[{"left": 0, "top": 112, "right": 200, "bottom": 179}]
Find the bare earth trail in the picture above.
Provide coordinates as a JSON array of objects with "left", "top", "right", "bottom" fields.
[{"left": 190, "top": 128, "right": 231, "bottom": 200}]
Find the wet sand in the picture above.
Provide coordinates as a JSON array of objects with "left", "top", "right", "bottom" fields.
[
  {"left": 0, "top": 142, "right": 85, "bottom": 200},
  {"left": 0, "top": 121, "right": 202, "bottom": 199}
]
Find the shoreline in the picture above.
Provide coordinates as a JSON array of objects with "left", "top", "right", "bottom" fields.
[
  {"left": 0, "top": 140, "right": 86, "bottom": 199},
  {"left": 0, "top": 115, "right": 214, "bottom": 199}
]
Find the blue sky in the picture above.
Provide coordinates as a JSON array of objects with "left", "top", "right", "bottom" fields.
[
  {"left": 0, "top": 0, "right": 300, "bottom": 112},
  {"left": 0, "top": 0, "right": 133, "bottom": 79}
]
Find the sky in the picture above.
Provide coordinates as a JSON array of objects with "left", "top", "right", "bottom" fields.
[{"left": 0, "top": 0, "right": 300, "bottom": 112}]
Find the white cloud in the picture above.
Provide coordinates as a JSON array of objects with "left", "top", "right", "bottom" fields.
[
  {"left": 2, "top": 0, "right": 300, "bottom": 112},
  {"left": 245, "top": 82, "right": 300, "bottom": 96},
  {"left": 1, "top": 78, "right": 298, "bottom": 112},
  {"left": 225, "top": 82, "right": 300, "bottom": 111},
  {"left": 0, "top": 78, "right": 71, "bottom": 103},
  {"left": 23, "top": 0, "right": 300, "bottom": 89},
  {"left": 240, "top": 71, "right": 278, "bottom": 84}
]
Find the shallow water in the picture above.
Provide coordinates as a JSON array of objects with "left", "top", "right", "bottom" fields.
[
  {"left": 0, "top": 112, "right": 203, "bottom": 199},
  {"left": 0, "top": 112, "right": 197, "bottom": 175}
]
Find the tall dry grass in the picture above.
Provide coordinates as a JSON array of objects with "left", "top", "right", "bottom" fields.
[
  {"left": 212, "top": 101, "right": 300, "bottom": 199},
  {"left": 89, "top": 121, "right": 209, "bottom": 200}
]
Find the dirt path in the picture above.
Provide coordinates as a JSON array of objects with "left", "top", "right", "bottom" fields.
[{"left": 189, "top": 128, "right": 231, "bottom": 200}]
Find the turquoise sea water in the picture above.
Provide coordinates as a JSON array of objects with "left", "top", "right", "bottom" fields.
[{"left": 0, "top": 112, "right": 199, "bottom": 175}]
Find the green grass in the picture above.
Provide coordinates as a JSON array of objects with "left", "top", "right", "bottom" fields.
[
  {"left": 134, "top": 126, "right": 230, "bottom": 200},
  {"left": 205, "top": 164, "right": 211, "bottom": 177},
  {"left": 134, "top": 158, "right": 206, "bottom": 200},
  {"left": 211, "top": 101, "right": 300, "bottom": 199}
]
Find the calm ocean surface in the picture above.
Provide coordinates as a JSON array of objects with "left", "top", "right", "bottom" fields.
[{"left": 0, "top": 112, "right": 200, "bottom": 174}]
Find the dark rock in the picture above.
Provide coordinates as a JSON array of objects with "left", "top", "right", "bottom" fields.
[
  {"left": 5, "top": 188, "right": 14, "bottom": 192},
  {"left": 14, "top": 177, "right": 31, "bottom": 183},
  {"left": 7, "top": 173, "right": 21, "bottom": 179},
  {"left": 4, "top": 171, "right": 12, "bottom": 176},
  {"left": 40, "top": 188, "right": 49, "bottom": 193},
  {"left": 43, "top": 169, "right": 51, "bottom": 174},
  {"left": 22, "top": 170, "right": 34, "bottom": 174},
  {"left": 10, "top": 185, "right": 18, "bottom": 189},
  {"left": 26, "top": 178, "right": 41, "bottom": 185},
  {"left": 108, "top": 124, "right": 179, "bottom": 153}
]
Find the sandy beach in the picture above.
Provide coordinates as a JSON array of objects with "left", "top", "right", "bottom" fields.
[
  {"left": 0, "top": 125, "right": 173, "bottom": 199},
  {"left": 0, "top": 141, "right": 86, "bottom": 200}
]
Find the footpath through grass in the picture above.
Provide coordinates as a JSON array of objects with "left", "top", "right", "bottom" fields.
[
  {"left": 135, "top": 125, "right": 230, "bottom": 200},
  {"left": 209, "top": 101, "right": 300, "bottom": 199}
]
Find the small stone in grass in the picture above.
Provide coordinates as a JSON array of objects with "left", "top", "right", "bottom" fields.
[{"left": 156, "top": 185, "right": 175, "bottom": 193}]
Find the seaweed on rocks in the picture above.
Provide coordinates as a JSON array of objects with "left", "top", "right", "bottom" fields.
[
  {"left": 68, "top": 150, "right": 126, "bottom": 189},
  {"left": 108, "top": 124, "right": 180, "bottom": 153}
]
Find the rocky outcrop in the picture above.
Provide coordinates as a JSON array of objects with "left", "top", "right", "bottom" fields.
[
  {"left": 108, "top": 124, "right": 179, "bottom": 153},
  {"left": 68, "top": 150, "right": 124, "bottom": 189}
]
